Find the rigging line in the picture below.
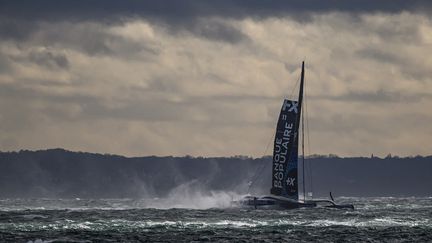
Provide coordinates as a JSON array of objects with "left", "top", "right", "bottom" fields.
[
  {"left": 304, "top": 74, "right": 313, "bottom": 199},
  {"left": 302, "top": 101, "right": 306, "bottom": 201},
  {"left": 289, "top": 73, "right": 301, "bottom": 100},
  {"left": 301, "top": 67, "right": 306, "bottom": 202},
  {"left": 247, "top": 129, "right": 274, "bottom": 194}
]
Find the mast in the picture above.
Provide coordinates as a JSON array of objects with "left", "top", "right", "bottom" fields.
[{"left": 299, "top": 62, "right": 305, "bottom": 201}]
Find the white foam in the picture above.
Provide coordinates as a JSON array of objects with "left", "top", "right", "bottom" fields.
[{"left": 141, "top": 181, "right": 243, "bottom": 209}]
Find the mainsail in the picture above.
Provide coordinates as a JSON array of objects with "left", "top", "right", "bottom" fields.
[
  {"left": 270, "top": 99, "right": 300, "bottom": 199},
  {"left": 270, "top": 62, "right": 304, "bottom": 200}
]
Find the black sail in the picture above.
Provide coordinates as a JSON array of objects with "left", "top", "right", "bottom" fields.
[
  {"left": 270, "top": 99, "right": 300, "bottom": 199},
  {"left": 270, "top": 62, "right": 304, "bottom": 200}
]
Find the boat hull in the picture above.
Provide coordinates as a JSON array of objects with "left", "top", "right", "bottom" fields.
[
  {"left": 233, "top": 196, "right": 354, "bottom": 210},
  {"left": 233, "top": 196, "right": 317, "bottom": 210}
]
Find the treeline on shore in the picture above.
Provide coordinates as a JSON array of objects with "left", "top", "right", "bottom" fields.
[{"left": 0, "top": 149, "right": 430, "bottom": 198}]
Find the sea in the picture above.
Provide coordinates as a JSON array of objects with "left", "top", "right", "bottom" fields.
[{"left": 0, "top": 197, "right": 431, "bottom": 242}]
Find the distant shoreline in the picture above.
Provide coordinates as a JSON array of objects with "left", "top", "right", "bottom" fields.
[{"left": 0, "top": 149, "right": 431, "bottom": 198}]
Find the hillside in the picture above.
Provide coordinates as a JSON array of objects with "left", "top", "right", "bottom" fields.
[{"left": 0, "top": 149, "right": 431, "bottom": 198}]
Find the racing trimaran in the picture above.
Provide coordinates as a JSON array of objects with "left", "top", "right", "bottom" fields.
[{"left": 236, "top": 62, "right": 354, "bottom": 209}]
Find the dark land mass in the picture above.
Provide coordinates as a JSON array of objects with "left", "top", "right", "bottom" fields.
[{"left": 0, "top": 149, "right": 431, "bottom": 198}]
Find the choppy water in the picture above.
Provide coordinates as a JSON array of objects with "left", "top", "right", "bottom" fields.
[{"left": 1, "top": 197, "right": 431, "bottom": 242}]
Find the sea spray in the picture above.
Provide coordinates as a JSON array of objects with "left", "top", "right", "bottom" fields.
[{"left": 143, "top": 180, "right": 243, "bottom": 209}]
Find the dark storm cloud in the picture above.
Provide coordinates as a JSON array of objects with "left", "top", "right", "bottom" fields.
[
  {"left": 1, "top": 0, "right": 431, "bottom": 22},
  {"left": 0, "top": 53, "right": 12, "bottom": 74},
  {"left": 0, "top": 19, "right": 247, "bottom": 48},
  {"left": 1, "top": 21, "right": 161, "bottom": 59},
  {"left": 2, "top": 1, "right": 429, "bottom": 45},
  {"left": 187, "top": 21, "right": 248, "bottom": 44},
  {"left": 0, "top": 18, "right": 37, "bottom": 41},
  {"left": 27, "top": 50, "right": 69, "bottom": 69},
  {"left": 33, "top": 23, "right": 131, "bottom": 56}
]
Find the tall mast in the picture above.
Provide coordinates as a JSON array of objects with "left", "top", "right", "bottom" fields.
[
  {"left": 298, "top": 62, "right": 305, "bottom": 110},
  {"left": 299, "top": 61, "right": 306, "bottom": 201}
]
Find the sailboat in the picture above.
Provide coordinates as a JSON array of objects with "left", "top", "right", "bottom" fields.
[{"left": 235, "top": 62, "right": 354, "bottom": 210}]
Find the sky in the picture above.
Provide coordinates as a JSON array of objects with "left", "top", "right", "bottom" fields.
[{"left": 0, "top": 1, "right": 431, "bottom": 157}]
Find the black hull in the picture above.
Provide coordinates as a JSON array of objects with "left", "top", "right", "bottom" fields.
[
  {"left": 233, "top": 196, "right": 316, "bottom": 210},
  {"left": 233, "top": 196, "right": 354, "bottom": 210}
]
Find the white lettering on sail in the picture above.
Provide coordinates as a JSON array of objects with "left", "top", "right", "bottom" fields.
[
  {"left": 288, "top": 101, "right": 298, "bottom": 113},
  {"left": 279, "top": 154, "right": 286, "bottom": 163},
  {"left": 287, "top": 177, "right": 296, "bottom": 186},
  {"left": 273, "top": 119, "right": 295, "bottom": 190},
  {"left": 274, "top": 136, "right": 283, "bottom": 188},
  {"left": 282, "top": 100, "right": 298, "bottom": 113}
]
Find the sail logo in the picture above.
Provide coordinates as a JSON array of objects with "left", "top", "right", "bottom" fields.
[
  {"left": 282, "top": 100, "right": 298, "bottom": 113},
  {"left": 286, "top": 177, "right": 295, "bottom": 186}
]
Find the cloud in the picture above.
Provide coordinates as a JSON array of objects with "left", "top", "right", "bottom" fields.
[
  {"left": 26, "top": 49, "right": 69, "bottom": 69},
  {"left": 0, "top": 18, "right": 37, "bottom": 41},
  {"left": 1, "top": 1, "right": 431, "bottom": 21},
  {"left": 315, "top": 89, "right": 432, "bottom": 103},
  {"left": 1, "top": 1, "right": 431, "bottom": 45},
  {"left": 0, "top": 4, "right": 431, "bottom": 157},
  {"left": 186, "top": 19, "right": 249, "bottom": 44}
]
